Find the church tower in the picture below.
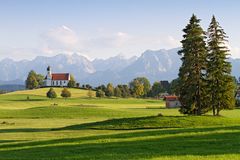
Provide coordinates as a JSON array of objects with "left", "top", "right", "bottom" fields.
[
  {"left": 44, "top": 66, "right": 52, "bottom": 86},
  {"left": 46, "top": 66, "right": 52, "bottom": 80}
]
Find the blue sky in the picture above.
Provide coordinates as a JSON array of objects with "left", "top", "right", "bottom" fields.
[{"left": 0, "top": 0, "right": 239, "bottom": 60}]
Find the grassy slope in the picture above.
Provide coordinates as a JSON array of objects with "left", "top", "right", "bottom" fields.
[
  {"left": 6, "top": 87, "right": 93, "bottom": 98},
  {"left": 60, "top": 115, "right": 240, "bottom": 130},
  {"left": 0, "top": 88, "right": 239, "bottom": 160}
]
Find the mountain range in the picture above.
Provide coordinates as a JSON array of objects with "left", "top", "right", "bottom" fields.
[{"left": 0, "top": 48, "right": 239, "bottom": 86}]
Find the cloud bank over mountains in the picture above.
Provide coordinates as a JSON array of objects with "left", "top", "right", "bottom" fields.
[
  {"left": 1, "top": 24, "right": 239, "bottom": 61},
  {"left": 0, "top": 25, "right": 183, "bottom": 61}
]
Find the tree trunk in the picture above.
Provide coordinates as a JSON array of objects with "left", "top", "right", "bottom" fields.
[
  {"left": 197, "top": 73, "right": 201, "bottom": 115},
  {"left": 216, "top": 80, "right": 220, "bottom": 116},
  {"left": 213, "top": 105, "right": 216, "bottom": 116},
  {"left": 216, "top": 101, "right": 220, "bottom": 116},
  {"left": 196, "top": 53, "right": 202, "bottom": 116},
  {"left": 212, "top": 91, "right": 216, "bottom": 116}
]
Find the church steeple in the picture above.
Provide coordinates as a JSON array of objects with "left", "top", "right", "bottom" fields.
[
  {"left": 46, "top": 66, "right": 52, "bottom": 79},
  {"left": 47, "top": 66, "right": 51, "bottom": 72}
]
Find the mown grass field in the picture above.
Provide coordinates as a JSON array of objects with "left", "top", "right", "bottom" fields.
[{"left": 0, "top": 88, "right": 239, "bottom": 160}]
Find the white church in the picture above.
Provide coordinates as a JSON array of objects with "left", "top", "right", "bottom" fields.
[{"left": 43, "top": 66, "right": 71, "bottom": 87}]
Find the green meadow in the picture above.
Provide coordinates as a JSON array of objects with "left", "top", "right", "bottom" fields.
[{"left": 0, "top": 88, "right": 239, "bottom": 160}]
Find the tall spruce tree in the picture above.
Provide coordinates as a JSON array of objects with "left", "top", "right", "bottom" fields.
[
  {"left": 207, "top": 16, "right": 235, "bottom": 116},
  {"left": 178, "top": 14, "right": 208, "bottom": 115}
]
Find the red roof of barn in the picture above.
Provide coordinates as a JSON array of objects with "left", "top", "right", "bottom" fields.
[
  {"left": 164, "top": 96, "right": 178, "bottom": 101},
  {"left": 51, "top": 73, "right": 70, "bottom": 80}
]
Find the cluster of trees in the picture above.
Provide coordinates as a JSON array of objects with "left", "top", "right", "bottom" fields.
[
  {"left": 95, "top": 77, "right": 174, "bottom": 98},
  {"left": 178, "top": 15, "right": 235, "bottom": 116},
  {"left": 95, "top": 83, "right": 131, "bottom": 98},
  {"left": 25, "top": 70, "right": 174, "bottom": 99},
  {"left": 46, "top": 88, "right": 71, "bottom": 99},
  {"left": 25, "top": 70, "right": 44, "bottom": 89}
]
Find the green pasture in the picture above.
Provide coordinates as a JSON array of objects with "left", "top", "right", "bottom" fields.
[{"left": 0, "top": 88, "right": 239, "bottom": 160}]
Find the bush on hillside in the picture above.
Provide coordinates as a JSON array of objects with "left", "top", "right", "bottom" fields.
[
  {"left": 96, "top": 90, "right": 105, "bottom": 98},
  {"left": 61, "top": 88, "right": 71, "bottom": 99},
  {"left": 46, "top": 88, "right": 57, "bottom": 99}
]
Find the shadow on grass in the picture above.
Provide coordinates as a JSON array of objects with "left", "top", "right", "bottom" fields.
[
  {"left": 0, "top": 115, "right": 238, "bottom": 134},
  {"left": 0, "top": 128, "right": 50, "bottom": 133},
  {"left": 0, "top": 140, "right": 24, "bottom": 144},
  {"left": 128, "top": 107, "right": 178, "bottom": 110},
  {"left": 0, "top": 126, "right": 240, "bottom": 159},
  {"left": 70, "top": 104, "right": 101, "bottom": 108},
  {"left": 55, "top": 115, "right": 240, "bottom": 131},
  {"left": 55, "top": 116, "right": 177, "bottom": 130},
  {"left": 146, "top": 100, "right": 161, "bottom": 103},
  {"left": 9, "top": 99, "right": 47, "bottom": 102}
]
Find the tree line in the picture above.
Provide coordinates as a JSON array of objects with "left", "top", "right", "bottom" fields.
[
  {"left": 25, "top": 70, "right": 176, "bottom": 98},
  {"left": 44, "top": 76, "right": 175, "bottom": 100},
  {"left": 178, "top": 14, "right": 235, "bottom": 116},
  {"left": 94, "top": 77, "right": 175, "bottom": 98}
]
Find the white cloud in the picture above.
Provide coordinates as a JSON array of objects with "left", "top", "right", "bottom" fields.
[
  {"left": 114, "top": 32, "right": 132, "bottom": 47},
  {"left": 40, "top": 25, "right": 80, "bottom": 54},
  {"left": 224, "top": 42, "right": 240, "bottom": 58},
  {"left": 84, "top": 31, "right": 132, "bottom": 49},
  {"left": 5, "top": 25, "right": 230, "bottom": 60},
  {"left": 165, "top": 36, "right": 181, "bottom": 48},
  {"left": 0, "top": 48, "right": 42, "bottom": 60},
  {"left": 0, "top": 27, "right": 183, "bottom": 60},
  {"left": 229, "top": 46, "right": 240, "bottom": 58},
  {"left": 82, "top": 32, "right": 181, "bottom": 58}
]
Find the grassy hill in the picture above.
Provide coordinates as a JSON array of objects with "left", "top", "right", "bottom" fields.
[
  {"left": 6, "top": 87, "right": 93, "bottom": 98},
  {"left": 0, "top": 88, "right": 239, "bottom": 159}
]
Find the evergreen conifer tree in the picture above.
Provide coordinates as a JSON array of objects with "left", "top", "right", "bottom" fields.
[
  {"left": 178, "top": 14, "right": 208, "bottom": 115},
  {"left": 207, "top": 16, "right": 235, "bottom": 115}
]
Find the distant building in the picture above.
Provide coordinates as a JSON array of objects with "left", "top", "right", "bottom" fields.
[
  {"left": 164, "top": 96, "right": 181, "bottom": 108},
  {"left": 159, "top": 92, "right": 169, "bottom": 98},
  {"left": 235, "top": 90, "right": 240, "bottom": 100},
  {"left": 43, "top": 66, "right": 70, "bottom": 87}
]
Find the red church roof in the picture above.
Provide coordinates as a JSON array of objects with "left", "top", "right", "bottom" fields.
[
  {"left": 51, "top": 73, "right": 70, "bottom": 80},
  {"left": 164, "top": 96, "right": 178, "bottom": 101}
]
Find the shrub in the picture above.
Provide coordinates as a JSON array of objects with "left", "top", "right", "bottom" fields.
[
  {"left": 96, "top": 90, "right": 105, "bottom": 98},
  {"left": 61, "top": 88, "right": 71, "bottom": 99},
  {"left": 46, "top": 88, "right": 57, "bottom": 99}
]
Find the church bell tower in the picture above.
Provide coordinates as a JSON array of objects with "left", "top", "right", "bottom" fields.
[{"left": 46, "top": 66, "right": 52, "bottom": 80}]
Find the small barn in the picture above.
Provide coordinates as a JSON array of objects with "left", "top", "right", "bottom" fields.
[{"left": 164, "top": 96, "right": 181, "bottom": 108}]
